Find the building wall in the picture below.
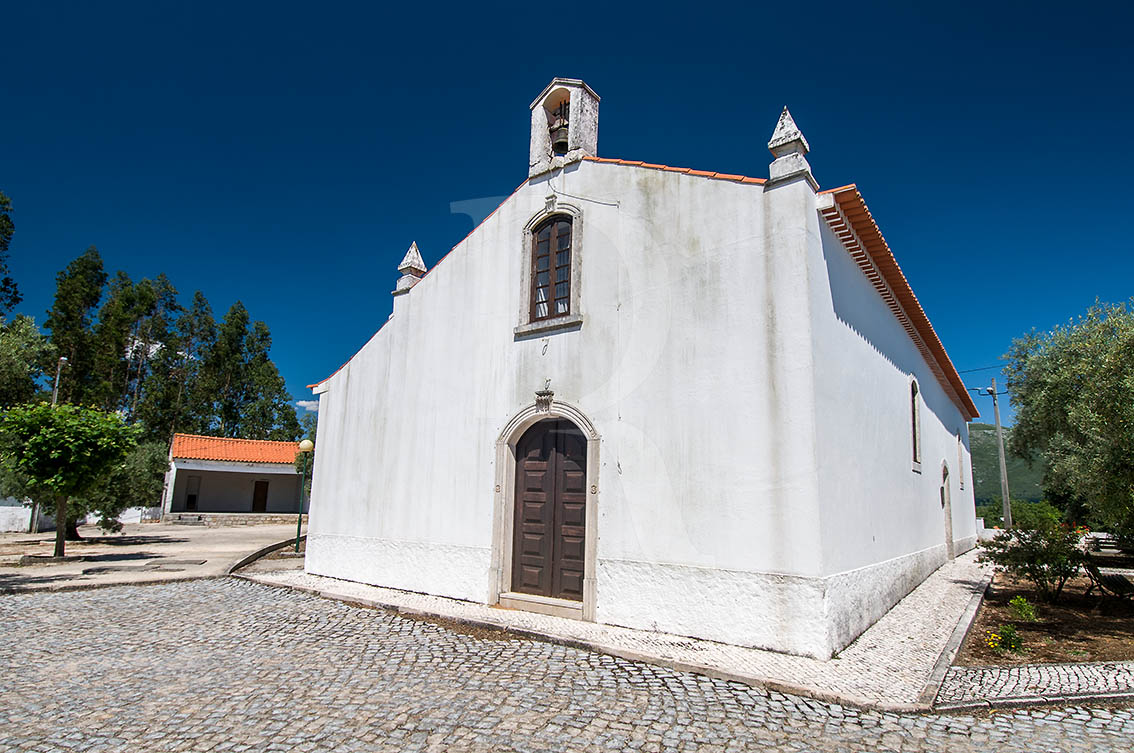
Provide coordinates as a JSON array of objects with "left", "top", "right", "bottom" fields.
[
  {"left": 307, "top": 160, "right": 973, "bottom": 659},
  {"left": 309, "top": 160, "right": 836, "bottom": 657},
  {"left": 169, "top": 466, "right": 300, "bottom": 514},
  {"left": 808, "top": 218, "right": 977, "bottom": 651}
]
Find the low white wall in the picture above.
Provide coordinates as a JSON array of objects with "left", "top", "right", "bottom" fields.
[
  {"left": 0, "top": 505, "right": 32, "bottom": 533},
  {"left": 596, "top": 558, "right": 830, "bottom": 659},
  {"left": 306, "top": 533, "right": 491, "bottom": 604},
  {"left": 0, "top": 498, "right": 55, "bottom": 533}
]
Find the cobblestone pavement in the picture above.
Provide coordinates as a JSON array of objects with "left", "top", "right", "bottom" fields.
[
  {"left": 2, "top": 580, "right": 1132, "bottom": 752},
  {"left": 251, "top": 552, "right": 991, "bottom": 708},
  {"left": 939, "top": 662, "right": 1134, "bottom": 706}
]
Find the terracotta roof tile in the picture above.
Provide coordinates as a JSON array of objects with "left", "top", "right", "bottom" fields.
[
  {"left": 818, "top": 185, "right": 979, "bottom": 420},
  {"left": 170, "top": 434, "right": 300, "bottom": 464},
  {"left": 583, "top": 156, "right": 766, "bottom": 184}
]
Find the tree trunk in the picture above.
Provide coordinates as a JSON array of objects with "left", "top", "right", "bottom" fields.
[
  {"left": 65, "top": 515, "right": 83, "bottom": 541},
  {"left": 53, "top": 496, "right": 67, "bottom": 557}
]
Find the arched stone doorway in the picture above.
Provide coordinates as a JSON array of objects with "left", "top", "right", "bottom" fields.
[
  {"left": 491, "top": 402, "right": 600, "bottom": 621},
  {"left": 941, "top": 462, "right": 955, "bottom": 560}
]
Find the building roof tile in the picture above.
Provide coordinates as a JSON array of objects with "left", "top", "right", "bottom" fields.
[
  {"left": 170, "top": 434, "right": 300, "bottom": 464},
  {"left": 818, "top": 184, "right": 980, "bottom": 420},
  {"left": 583, "top": 156, "right": 766, "bottom": 184}
]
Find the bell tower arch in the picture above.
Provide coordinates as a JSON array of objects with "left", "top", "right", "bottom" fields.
[{"left": 529, "top": 78, "right": 600, "bottom": 177}]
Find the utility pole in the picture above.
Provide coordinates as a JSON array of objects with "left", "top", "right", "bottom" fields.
[
  {"left": 51, "top": 356, "right": 68, "bottom": 406},
  {"left": 29, "top": 357, "right": 68, "bottom": 534},
  {"left": 989, "top": 378, "right": 1013, "bottom": 528}
]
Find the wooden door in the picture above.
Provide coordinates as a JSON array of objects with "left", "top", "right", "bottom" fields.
[
  {"left": 512, "top": 419, "right": 587, "bottom": 601},
  {"left": 252, "top": 480, "right": 269, "bottom": 513}
]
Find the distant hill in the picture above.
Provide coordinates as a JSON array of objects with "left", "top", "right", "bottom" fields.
[{"left": 968, "top": 423, "right": 1046, "bottom": 503}]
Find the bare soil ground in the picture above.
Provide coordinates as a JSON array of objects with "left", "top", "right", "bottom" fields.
[{"left": 956, "top": 572, "right": 1134, "bottom": 665}]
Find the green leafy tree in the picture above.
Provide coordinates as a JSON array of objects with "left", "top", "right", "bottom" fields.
[
  {"left": 0, "top": 403, "right": 138, "bottom": 556},
  {"left": 135, "top": 290, "right": 216, "bottom": 443},
  {"left": 197, "top": 302, "right": 300, "bottom": 440},
  {"left": 0, "top": 315, "right": 54, "bottom": 406},
  {"left": 1006, "top": 301, "right": 1134, "bottom": 545},
  {"left": 0, "top": 190, "right": 22, "bottom": 313},
  {"left": 43, "top": 247, "right": 106, "bottom": 405},
  {"left": 73, "top": 441, "right": 168, "bottom": 533},
  {"left": 89, "top": 272, "right": 183, "bottom": 417}
]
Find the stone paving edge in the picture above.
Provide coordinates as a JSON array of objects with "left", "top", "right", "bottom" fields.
[
  {"left": 235, "top": 572, "right": 938, "bottom": 714},
  {"left": 0, "top": 573, "right": 220, "bottom": 596},
  {"left": 921, "top": 568, "right": 994, "bottom": 707},
  {"left": 226, "top": 534, "right": 306, "bottom": 574},
  {"left": 934, "top": 691, "right": 1134, "bottom": 713}
]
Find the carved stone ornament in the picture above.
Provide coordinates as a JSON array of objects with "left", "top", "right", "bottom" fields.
[{"left": 534, "top": 389, "right": 554, "bottom": 412}]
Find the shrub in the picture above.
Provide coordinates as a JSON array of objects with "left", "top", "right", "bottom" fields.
[
  {"left": 1012, "top": 500, "right": 1064, "bottom": 530},
  {"left": 985, "top": 624, "right": 1023, "bottom": 654},
  {"left": 976, "top": 500, "right": 1064, "bottom": 530},
  {"left": 978, "top": 512, "right": 1087, "bottom": 603},
  {"left": 1008, "top": 595, "right": 1039, "bottom": 621}
]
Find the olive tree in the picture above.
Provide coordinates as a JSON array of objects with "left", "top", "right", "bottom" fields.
[{"left": 1006, "top": 301, "right": 1134, "bottom": 546}]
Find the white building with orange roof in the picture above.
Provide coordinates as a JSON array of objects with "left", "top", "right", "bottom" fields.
[
  {"left": 162, "top": 434, "right": 304, "bottom": 519},
  {"left": 304, "top": 78, "right": 980, "bottom": 659}
]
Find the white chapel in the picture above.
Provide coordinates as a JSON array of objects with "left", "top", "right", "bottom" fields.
[{"left": 304, "top": 78, "right": 980, "bottom": 659}]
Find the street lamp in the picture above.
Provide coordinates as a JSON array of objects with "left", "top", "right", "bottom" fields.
[
  {"left": 295, "top": 439, "right": 314, "bottom": 553},
  {"left": 969, "top": 378, "right": 1012, "bottom": 529}
]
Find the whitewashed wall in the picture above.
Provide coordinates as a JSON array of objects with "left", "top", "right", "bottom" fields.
[
  {"left": 308, "top": 160, "right": 973, "bottom": 659},
  {"left": 167, "top": 462, "right": 300, "bottom": 513},
  {"left": 808, "top": 217, "right": 977, "bottom": 651},
  {"left": 0, "top": 498, "right": 54, "bottom": 532}
]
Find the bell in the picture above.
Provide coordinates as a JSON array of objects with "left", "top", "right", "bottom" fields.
[{"left": 549, "top": 119, "right": 569, "bottom": 155}]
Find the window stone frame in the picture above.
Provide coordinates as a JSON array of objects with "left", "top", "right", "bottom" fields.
[
  {"left": 514, "top": 198, "right": 584, "bottom": 337},
  {"left": 910, "top": 375, "right": 922, "bottom": 474}
]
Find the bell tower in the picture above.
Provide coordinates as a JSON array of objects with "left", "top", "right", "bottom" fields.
[{"left": 529, "top": 78, "right": 600, "bottom": 177}]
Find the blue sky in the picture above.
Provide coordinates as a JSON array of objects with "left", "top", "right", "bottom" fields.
[{"left": 3, "top": 1, "right": 1131, "bottom": 426}]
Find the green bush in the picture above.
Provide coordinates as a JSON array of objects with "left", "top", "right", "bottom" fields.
[
  {"left": 977, "top": 500, "right": 1065, "bottom": 530},
  {"left": 978, "top": 513, "right": 1087, "bottom": 603},
  {"left": 1013, "top": 500, "right": 1064, "bottom": 530},
  {"left": 1008, "top": 595, "right": 1039, "bottom": 621},
  {"left": 985, "top": 624, "right": 1023, "bottom": 653}
]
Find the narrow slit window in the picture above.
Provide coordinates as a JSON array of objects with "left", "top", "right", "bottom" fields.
[
  {"left": 910, "top": 380, "right": 922, "bottom": 466},
  {"left": 531, "top": 216, "right": 572, "bottom": 322},
  {"left": 957, "top": 435, "right": 965, "bottom": 490}
]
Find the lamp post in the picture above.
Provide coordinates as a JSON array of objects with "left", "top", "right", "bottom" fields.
[
  {"left": 969, "top": 379, "right": 1012, "bottom": 528},
  {"left": 295, "top": 439, "right": 314, "bottom": 553},
  {"left": 29, "top": 357, "right": 69, "bottom": 534}
]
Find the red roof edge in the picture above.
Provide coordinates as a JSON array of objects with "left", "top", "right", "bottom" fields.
[
  {"left": 584, "top": 156, "right": 766, "bottom": 185},
  {"left": 170, "top": 433, "right": 301, "bottom": 464},
  {"left": 820, "top": 185, "right": 979, "bottom": 420}
]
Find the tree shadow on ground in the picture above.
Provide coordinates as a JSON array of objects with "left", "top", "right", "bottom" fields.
[
  {"left": 74, "top": 536, "right": 189, "bottom": 546},
  {"left": 79, "top": 552, "right": 159, "bottom": 563}
]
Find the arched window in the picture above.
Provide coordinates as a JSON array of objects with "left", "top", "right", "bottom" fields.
[
  {"left": 957, "top": 434, "right": 965, "bottom": 490},
  {"left": 530, "top": 216, "right": 572, "bottom": 321},
  {"left": 910, "top": 379, "right": 922, "bottom": 469}
]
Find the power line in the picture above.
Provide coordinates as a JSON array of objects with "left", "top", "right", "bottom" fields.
[{"left": 957, "top": 365, "right": 1002, "bottom": 374}]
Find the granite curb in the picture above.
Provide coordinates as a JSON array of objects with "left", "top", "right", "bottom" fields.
[
  {"left": 0, "top": 574, "right": 216, "bottom": 596},
  {"left": 934, "top": 691, "right": 1134, "bottom": 713},
  {"left": 921, "top": 568, "right": 995, "bottom": 707},
  {"left": 226, "top": 534, "right": 306, "bottom": 574},
  {"left": 235, "top": 572, "right": 935, "bottom": 714}
]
